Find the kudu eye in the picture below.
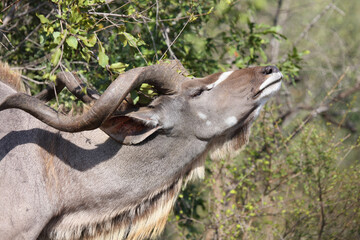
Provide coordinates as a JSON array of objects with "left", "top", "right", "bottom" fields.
[
  {"left": 263, "top": 66, "right": 279, "bottom": 75},
  {"left": 189, "top": 86, "right": 206, "bottom": 98}
]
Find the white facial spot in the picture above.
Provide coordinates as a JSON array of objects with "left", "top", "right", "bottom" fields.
[
  {"left": 225, "top": 116, "right": 237, "bottom": 127},
  {"left": 197, "top": 112, "right": 207, "bottom": 120},
  {"left": 206, "top": 120, "right": 212, "bottom": 126},
  {"left": 206, "top": 71, "right": 234, "bottom": 90}
]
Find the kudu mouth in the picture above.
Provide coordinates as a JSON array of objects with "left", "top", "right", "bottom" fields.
[{"left": 253, "top": 69, "right": 283, "bottom": 99}]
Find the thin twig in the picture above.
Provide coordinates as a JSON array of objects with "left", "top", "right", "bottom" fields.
[
  {"left": 17, "top": 2, "right": 47, "bottom": 18},
  {"left": 142, "top": 16, "right": 158, "bottom": 61},
  {"left": 0, "top": 30, "right": 14, "bottom": 48},
  {"left": 155, "top": 0, "right": 159, "bottom": 33},
  {"left": 138, "top": 2, "right": 157, "bottom": 15},
  {"left": 160, "top": 24, "right": 178, "bottom": 60},
  {"left": 270, "top": 0, "right": 290, "bottom": 62},
  {"left": 280, "top": 3, "right": 341, "bottom": 62},
  {"left": 294, "top": 3, "right": 334, "bottom": 46},
  {"left": 0, "top": 4, "right": 15, "bottom": 29},
  {"left": 89, "top": 11, "right": 151, "bottom": 24},
  {"left": 273, "top": 0, "right": 283, "bottom": 26},
  {"left": 89, "top": 10, "right": 208, "bottom": 23},
  {"left": 317, "top": 174, "right": 326, "bottom": 240},
  {"left": 0, "top": 41, "right": 9, "bottom": 50},
  {"left": 321, "top": 112, "right": 357, "bottom": 133},
  {"left": 1, "top": 0, "right": 21, "bottom": 13},
  {"left": 94, "top": 9, "right": 149, "bottom": 65},
  {"left": 93, "top": 23, "right": 119, "bottom": 33},
  {"left": 50, "top": 32, "right": 67, "bottom": 78},
  {"left": 284, "top": 68, "right": 349, "bottom": 144},
  {"left": 3, "top": 10, "right": 54, "bottom": 59},
  {"left": 21, "top": 75, "right": 47, "bottom": 85},
  {"left": 12, "top": 65, "right": 46, "bottom": 71},
  {"left": 160, "top": 18, "right": 190, "bottom": 60}
]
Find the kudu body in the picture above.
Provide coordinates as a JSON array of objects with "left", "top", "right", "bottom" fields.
[{"left": 0, "top": 62, "right": 282, "bottom": 240}]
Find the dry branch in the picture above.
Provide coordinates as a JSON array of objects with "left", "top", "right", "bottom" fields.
[{"left": 283, "top": 68, "right": 360, "bottom": 144}]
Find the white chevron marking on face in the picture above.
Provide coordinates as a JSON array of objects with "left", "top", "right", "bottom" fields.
[{"left": 206, "top": 71, "right": 234, "bottom": 90}]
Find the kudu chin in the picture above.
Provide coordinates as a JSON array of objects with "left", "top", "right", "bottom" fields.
[{"left": 0, "top": 61, "right": 282, "bottom": 240}]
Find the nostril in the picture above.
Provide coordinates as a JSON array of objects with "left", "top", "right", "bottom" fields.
[{"left": 263, "top": 66, "right": 279, "bottom": 75}]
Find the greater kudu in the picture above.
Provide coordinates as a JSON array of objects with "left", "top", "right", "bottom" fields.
[{"left": 0, "top": 61, "right": 282, "bottom": 239}]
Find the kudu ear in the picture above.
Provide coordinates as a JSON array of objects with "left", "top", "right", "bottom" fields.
[{"left": 100, "top": 108, "right": 161, "bottom": 145}]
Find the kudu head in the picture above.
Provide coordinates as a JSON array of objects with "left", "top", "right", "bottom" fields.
[
  {"left": 155, "top": 65, "right": 282, "bottom": 141},
  {"left": 0, "top": 63, "right": 282, "bottom": 148},
  {"left": 109, "top": 65, "right": 282, "bottom": 149}
]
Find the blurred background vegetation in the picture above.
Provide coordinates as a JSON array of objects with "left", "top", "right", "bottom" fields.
[{"left": 1, "top": 0, "right": 359, "bottom": 239}]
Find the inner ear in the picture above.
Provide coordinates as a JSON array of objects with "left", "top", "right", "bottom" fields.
[
  {"left": 100, "top": 109, "right": 162, "bottom": 145},
  {"left": 126, "top": 108, "right": 160, "bottom": 127}
]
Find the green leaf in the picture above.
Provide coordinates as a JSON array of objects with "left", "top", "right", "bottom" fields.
[
  {"left": 119, "top": 34, "right": 127, "bottom": 47},
  {"left": 259, "top": 48, "right": 267, "bottom": 62},
  {"left": 120, "top": 32, "right": 145, "bottom": 48},
  {"left": 70, "top": 27, "right": 79, "bottom": 35},
  {"left": 47, "top": 26, "right": 54, "bottom": 35},
  {"left": 123, "top": 32, "right": 137, "bottom": 47},
  {"left": 52, "top": 32, "right": 60, "bottom": 40},
  {"left": 79, "top": 34, "right": 97, "bottom": 47},
  {"left": 99, "top": 43, "right": 105, "bottom": 53},
  {"left": 42, "top": 73, "right": 50, "bottom": 79},
  {"left": 117, "top": 25, "right": 126, "bottom": 33},
  {"left": 109, "top": 62, "right": 128, "bottom": 73},
  {"left": 52, "top": 32, "right": 61, "bottom": 44},
  {"left": 81, "top": 47, "right": 91, "bottom": 62},
  {"left": 49, "top": 74, "right": 57, "bottom": 82},
  {"left": 249, "top": 47, "right": 254, "bottom": 58},
  {"left": 87, "top": 34, "right": 97, "bottom": 47},
  {"left": 130, "top": 90, "right": 139, "bottom": 104},
  {"left": 207, "top": 6, "right": 214, "bottom": 14},
  {"left": 189, "top": 14, "right": 198, "bottom": 22},
  {"left": 127, "top": 5, "right": 136, "bottom": 15},
  {"left": 140, "top": 83, "right": 150, "bottom": 89},
  {"left": 69, "top": 6, "right": 83, "bottom": 24},
  {"left": 39, "top": 35, "right": 45, "bottom": 45},
  {"left": 98, "top": 51, "right": 109, "bottom": 68},
  {"left": 66, "top": 36, "right": 78, "bottom": 49},
  {"left": 51, "top": 48, "right": 62, "bottom": 66},
  {"left": 36, "top": 14, "right": 49, "bottom": 24}
]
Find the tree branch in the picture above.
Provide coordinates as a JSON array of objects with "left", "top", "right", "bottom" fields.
[{"left": 284, "top": 69, "right": 351, "bottom": 144}]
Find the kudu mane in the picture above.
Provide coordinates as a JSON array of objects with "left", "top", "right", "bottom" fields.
[
  {"left": 41, "top": 162, "right": 204, "bottom": 240},
  {"left": 0, "top": 62, "right": 25, "bottom": 92}
]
